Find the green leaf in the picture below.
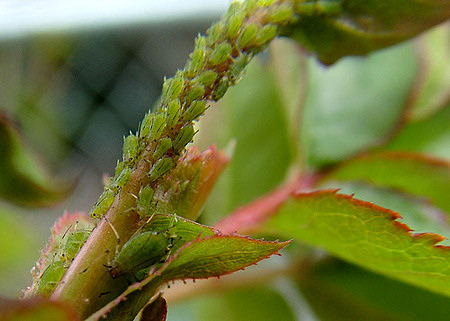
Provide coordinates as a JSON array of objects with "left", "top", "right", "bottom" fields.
[
  {"left": 385, "top": 104, "right": 450, "bottom": 159},
  {"left": 321, "top": 152, "right": 450, "bottom": 213},
  {"left": 88, "top": 235, "right": 289, "bottom": 321},
  {"left": 286, "top": 0, "right": 450, "bottom": 65},
  {"left": 0, "top": 113, "right": 71, "bottom": 207},
  {"left": 0, "top": 297, "right": 80, "bottom": 321},
  {"left": 261, "top": 190, "right": 450, "bottom": 296},
  {"left": 219, "top": 190, "right": 450, "bottom": 297},
  {"left": 297, "top": 259, "right": 450, "bottom": 321},
  {"left": 300, "top": 42, "right": 418, "bottom": 167},
  {"left": 409, "top": 24, "right": 450, "bottom": 119}
]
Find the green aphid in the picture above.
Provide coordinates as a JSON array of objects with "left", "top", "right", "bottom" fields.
[
  {"left": 162, "top": 74, "right": 184, "bottom": 104},
  {"left": 268, "top": 3, "right": 294, "bottom": 23},
  {"left": 243, "top": 0, "right": 258, "bottom": 12},
  {"left": 152, "top": 137, "right": 173, "bottom": 160},
  {"left": 139, "top": 112, "right": 153, "bottom": 138},
  {"left": 149, "top": 113, "right": 166, "bottom": 139},
  {"left": 107, "top": 230, "right": 175, "bottom": 278},
  {"left": 110, "top": 167, "right": 131, "bottom": 193},
  {"left": 185, "top": 83, "right": 205, "bottom": 104},
  {"left": 166, "top": 99, "right": 181, "bottom": 128},
  {"left": 238, "top": 23, "right": 259, "bottom": 49},
  {"left": 183, "top": 101, "right": 207, "bottom": 122},
  {"left": 90, "top": 189, "right": 115, "bottom": 219},
  {"left": 230, "top": 54, "right": 250, "bottom": 83},
  {"left": 149, "top": 157, "right": 174, "bottom": 181},
  {"left": 123, "top": 134, "right": 139, "bottom": 164},
  {"left": 37, "top": 261, "right": 66, "bottom": 297},
  {"left": 187, "top": 37, "right": 207, "bottom": 77},
  {"left": 210, "top": 42, "right": 232, "bottom": 66},
  {"left": 226, "top": 11, "right": 246, "bottom": 39},
  {"left": 225, "top": 1, "right": 242, "bottom": 18},
  {"left": 173, "top": 124, "right": 195, "bottom": 152},
  {"left": 212, "top": 78, "right": 230, "bottom": 101},
  {"left": 137, "top": 185, "right": 155, "bottom": 218},
  {"left": 61, "top": 229, "right": 92, "bottom": 262},
  {"left": 195, "top": 70, "right": 218, "bottom": 87},
  {"left": 254, "top": 24, "right": 278, "bottom": 46},
  {"left": 207, "top": 22, "right": 224, "bottom": 44},
  {"left": 258, "top": 0, "right": 274, "bottom": 6},
  {"left": 114, "top": 160, "right": 126, "bottom": 178}
]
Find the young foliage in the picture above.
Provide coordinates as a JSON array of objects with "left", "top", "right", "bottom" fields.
[{"left": 218, "top": 190, "right": 450, "bottom": 297}]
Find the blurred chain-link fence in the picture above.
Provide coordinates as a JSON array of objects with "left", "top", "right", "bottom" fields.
[{"left": 0, "top": 13, "right": 217, "bottom": 295}]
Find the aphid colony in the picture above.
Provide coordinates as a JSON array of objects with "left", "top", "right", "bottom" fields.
[
  {"left": 27, "top": 0, "right": 339, "bottom": 300},
  {"left": 88, "top": 0, "right": 298, "bottom": 221},
  {"left": 37, "top": 225, "right": 94, "bottom": 296},
  {"left": 25, "top": 213, "right": 96, "bottom": 297},
  {"left": 106, "top": 213, "right": 217, "bottom": 280}
]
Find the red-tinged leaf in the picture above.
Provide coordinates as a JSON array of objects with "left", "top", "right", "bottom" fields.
[
  {"left": 87, "top": 235, "right": 289, "bottom": 321},
  {"left": 217, "top": 187, "right": 450, "bottom": 296},
  {"left": 0, "top": 297, "right": 80, "bottom": 321},
  {"left": 320, "top": 152, "right": 450, "bottom": 213},
  {"left": 139, "top": 295, "right": 167, "bottom": 321},
  {"left": 0, "top": 113, "right": 72, "bottom": 207},
  {"left": 252, "top": 190, "right": 450, "bottom": 297},
  {"left": 159, "top": 235, "right": 289, "bottom": 281}
]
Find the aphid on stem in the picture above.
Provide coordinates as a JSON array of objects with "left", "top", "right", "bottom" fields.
[
  {"left": 90, "top": 189, "right": 115, "bottom": 219},
  {"left": 149, "top": 157, "right": 174, "bottom": 182},
  {"left": 107, "top": 216, "right": 179, "bottom": 278}
]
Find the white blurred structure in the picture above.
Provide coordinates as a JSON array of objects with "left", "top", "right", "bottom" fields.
[{"left": 0, "top": 0, "right": 229, "bottom": 39}]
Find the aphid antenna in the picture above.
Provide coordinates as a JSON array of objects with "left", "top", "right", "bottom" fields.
[
  {"left": 104, "top": 216, "right": 121, "bottom": 256},
  {"left": 61, "top": 224, "right": 74, "bottom": 240}
]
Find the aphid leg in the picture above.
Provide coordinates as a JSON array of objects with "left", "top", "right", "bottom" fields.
[{"left": 104, "top": 217, "right": 121, "bottom": 255}]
